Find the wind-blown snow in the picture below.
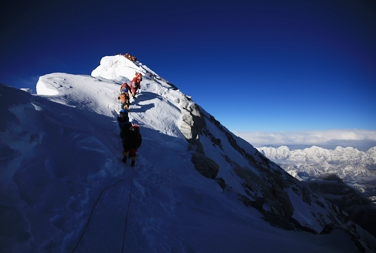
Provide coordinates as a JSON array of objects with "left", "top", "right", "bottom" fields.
[{"left": 1, "top": 56, "right": 375, "bottom": 253}]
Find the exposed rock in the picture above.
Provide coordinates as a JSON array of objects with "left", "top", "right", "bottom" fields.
[
  {"left": 179, "top": 100, "right": 206, "bottom": 156},
  {"left": 191, "top": 153, "right": 219, "bottom": 179},
  {"left": 226, "top": 155, "right": 294, "bottom": 218},
  {"left": 215, "top": 177, "right": 232, "bottom": 191},
  {"left": 205, "top": 113, "right": 281, "bottom": 175},
  {"left": 236, "top": 192, "right": 315, "bottom": 234},
  {"left": 176, "top": 89, "right": 376, "bottom": 252},
  {"left": 187, "top": 143, "right": 194, "bottom": 151},
  {"left": 307, "top": 179, "right": 376, "bottom": 238},
  {"left": 179, "top": 102, "right": 206, "bottom": 143},
  {"left": 203, "top": 129, "right": 222, "bottom": 150},
  {"left": 271, "top": 182, "right": 294, "bottom": 218},
  {"left": 263, "top": 212, "right": 316, "bottom": 233},
  {"left": 215, "top": 177, "right": 226, "bottom": 191},
  {"left": 320, "top": 224, "right": 367, "bottom": 253},
  {"left": 166, "top": 81, "right": 178, "bottom": 90}
]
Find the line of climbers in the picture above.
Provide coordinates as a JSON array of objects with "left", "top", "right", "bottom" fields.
[
  {"left": 119, "top": 72, "right": 142, "bottom": 111},
  {"left": 116, "top": 72, "right": 143, "bottom": 167},
  {"left": 114, "top": 53, "right": 137, "bottom": 62}
]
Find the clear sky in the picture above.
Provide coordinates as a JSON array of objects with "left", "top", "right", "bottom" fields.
[{"left": 1, "top": 0, "right": 375, "bottom": 148}]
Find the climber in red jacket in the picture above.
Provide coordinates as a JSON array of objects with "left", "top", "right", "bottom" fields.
[{"left": 130, "top": 74, "right": 142, "bottom": 99}]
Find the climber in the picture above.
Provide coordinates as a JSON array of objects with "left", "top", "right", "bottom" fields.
[
  {"left": 117, "top": 109, "right": 130, "bottom": 134},
  {"left": 119, "top": 92, "right": 130, "bottom": 111},
  {"left": 120, "top": 82, "right": 130, "bottom": 94},
  {"left": 130, "top": 74, "right": 142, "bottom": 99},
  {"left": 118, "top": 83, "right": 130, "bottom": 111},
  {"left": 121, "top": 124, "right": 142, "bottom": 167},
  {"left": 134, "top": 72, "right": 142, "bottom": 81}
]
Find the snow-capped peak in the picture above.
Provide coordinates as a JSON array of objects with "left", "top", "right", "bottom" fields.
[{"left": 1, "top": 55, "right": 375, "bottom": 252}]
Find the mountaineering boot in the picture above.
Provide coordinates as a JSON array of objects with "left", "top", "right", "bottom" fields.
[
  {"left": 122, "top": 157, "right": 127, "bottom": 163},
  {"left": 122, "top": 152, "right": 128, "bottom": 163},
  {"left": 131, "top": 157, "right": 136, "bottom": 167}
]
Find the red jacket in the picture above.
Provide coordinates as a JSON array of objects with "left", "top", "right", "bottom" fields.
[{"left": 130, "top": 77, "right": 141, "bottom": 90}]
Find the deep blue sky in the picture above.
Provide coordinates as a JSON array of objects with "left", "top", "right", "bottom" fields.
[{"left": 1, "top": 0, "right": 375, "bottom": 134}]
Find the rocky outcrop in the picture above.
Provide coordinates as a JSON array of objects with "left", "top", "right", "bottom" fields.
[
  {"left": 206, "top": 114, "right": 279, "bottom": 173},
  {"left": 180, "top": 101, "right": 206, "bottom": 142},
  {"left": 178, "top": 97, "right": 206, "bottom": 155},
  {"left": 176, "top": 97, "right": 220, "bottom": 179},
  {"left": 191, "top": 153, "right": 219, "bottom": 179},
  {"left": 203, "top": 128, "right": 222, "bottom": 150},
  {"left": 205, "top": 114, "right": 300, "bottom": 221},
  {"left": 306, "top": 176, "right": 376, "bottom": 238},
  {"left": 177, "top": 92, "right": 376, "bottom": 252},
  {"left": 224, "top": 155, "right": 294, "bottom": 218}
]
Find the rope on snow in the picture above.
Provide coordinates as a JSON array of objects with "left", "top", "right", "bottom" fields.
[{"left": 71, "top": 178, "right": 125, "bottom": 253}]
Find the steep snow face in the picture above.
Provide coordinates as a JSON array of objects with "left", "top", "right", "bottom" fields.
[{"left": 1, "top": 56, "right": 376, "bottom": 253}]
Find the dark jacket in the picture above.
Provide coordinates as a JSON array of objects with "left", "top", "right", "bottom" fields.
[{"left": 121, "top": 125, "right": 142, "bottom": 149}]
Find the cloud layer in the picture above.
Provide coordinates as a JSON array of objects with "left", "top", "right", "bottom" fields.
[{"left": 234, "top": 129, "right": 376, "bottom": 151}]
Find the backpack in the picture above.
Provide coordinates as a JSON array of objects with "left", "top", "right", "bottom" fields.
[
  {"left": 121, "top": 124, "right": 140, "bottom": 147},
  {"left": 118, "top": 110, "right": 129, "bottom": 122},
  {"left": 120, "top": 93, "right": 129, "bottom": 103}
]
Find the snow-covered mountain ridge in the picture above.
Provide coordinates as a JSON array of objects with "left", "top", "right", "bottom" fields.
[
  {"left": 1, "top": 55, "right": 376, "bottom": 252},
  {"left": 257, "top": 145, "right": 376, "bottom": 238},
  {"left": 258, "top": 145, "right": 376, "bottom": 166},
  {"left": 257, "top": 145, "right": 376, "bottom": 191}
]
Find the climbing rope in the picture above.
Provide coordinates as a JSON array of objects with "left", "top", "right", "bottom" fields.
[
  {"left": 121, "top": 165, "right": 136, "bottom": 252},
  {"left": 71, "top": 178, "right": 125, "bottom": 253}
]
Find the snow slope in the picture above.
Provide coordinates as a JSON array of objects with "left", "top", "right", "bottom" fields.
[{"left": 1, "top": 55, "right": 376, "bottom": 252}]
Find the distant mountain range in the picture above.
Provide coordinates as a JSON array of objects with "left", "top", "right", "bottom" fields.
[
  {"left": 257, "top": 145, "right": 376, "bottom": 237},
  {"left": 257, "top": 145, "right": 376, "bottom": 196}
]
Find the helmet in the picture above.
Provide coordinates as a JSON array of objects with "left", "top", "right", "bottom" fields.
[{"left": 132, "top": 124, "right": 140, "bottom": 131}]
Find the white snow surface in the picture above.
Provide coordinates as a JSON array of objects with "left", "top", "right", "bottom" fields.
[
  {"left": 91, "top": 55, "right": 144, "bottom": 81},
  {"left": 1, "top": 56, "right": 376, "bottom": 253}
]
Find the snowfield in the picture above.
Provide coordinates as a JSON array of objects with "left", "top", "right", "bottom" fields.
[{"left": 1, "top": 55, "right": 376, "bottom": 253}]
